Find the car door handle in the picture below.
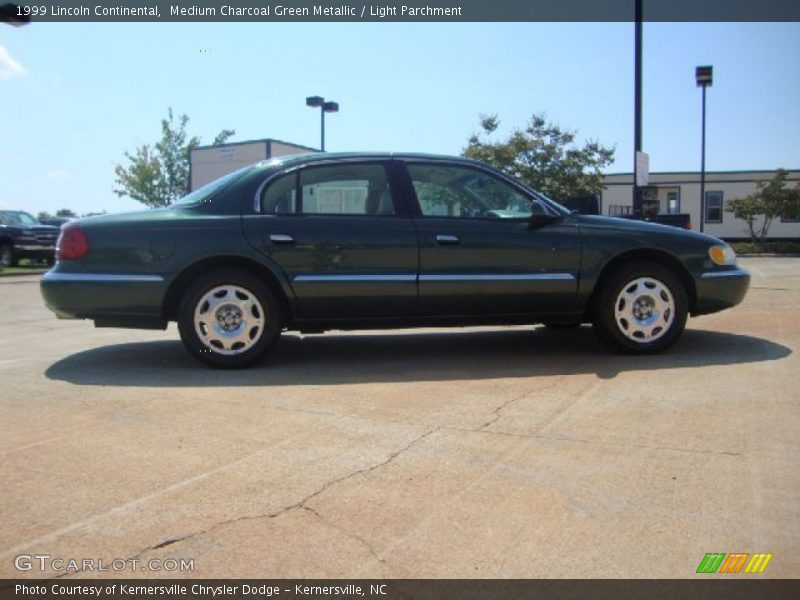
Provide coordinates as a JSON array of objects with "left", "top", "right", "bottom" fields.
[
  {"left": 269, "top": 234, "right": 294, "bottom": 245},
  {"left": 436, "top": 234, "right": 460, "bottom": 245}
]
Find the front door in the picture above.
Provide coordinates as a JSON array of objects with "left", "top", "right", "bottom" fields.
[
  {"left": 243, "top": 161, "right": 418, "bottom": 319},
  {"left": 403, "top": 161, "right": 581, "bottom": 316}
]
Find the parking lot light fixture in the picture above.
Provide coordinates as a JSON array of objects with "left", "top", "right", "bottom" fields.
[
  {"left": 696, "top": 65, "right": 713, "bottom": 233},
  {"left": 306, "top": 95, "right": 339, "bottom": 152}
]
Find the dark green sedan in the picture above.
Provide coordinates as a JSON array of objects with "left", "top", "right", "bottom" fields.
[{"left": 41, "top": 153, "right": 750, "bottom": 368}]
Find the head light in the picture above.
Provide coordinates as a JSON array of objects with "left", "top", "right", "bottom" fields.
[{"left": 709, "top": 244, "right": 736, "bottom": 266}]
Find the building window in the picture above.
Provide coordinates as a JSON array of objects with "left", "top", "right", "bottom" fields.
[
  {"left": 705, "top": 191, "right": 723, "bottom": 223},
  {"left": 608, "top": 204, "right": 632, "bottom": 216},
  {"left": 781, "top": 208, "right": 800, "bottom": 223},
  {"left": 667, "top": 191, "right": 680, "bottom": 214}
]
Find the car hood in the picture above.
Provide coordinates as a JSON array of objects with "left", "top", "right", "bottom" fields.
[{"left": 574, "top": 214, "right": 723, "bottom": 245}]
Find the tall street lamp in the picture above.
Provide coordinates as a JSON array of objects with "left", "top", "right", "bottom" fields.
[
  {"left": 632, "top": 0, "right": 643, "bottom": 216},
  {"left": 696, "top": 65, "right": 713, "bottom": 233},
  {"left": 306, "top": 95, "right": 339, "bottom": 152}
]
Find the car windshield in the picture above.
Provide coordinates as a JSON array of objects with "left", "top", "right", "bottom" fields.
[
  {"left": 0, "top": 211, "right": 38, "bottom": 226},
  {"left": 531, "top": 189, "right": 571, "bottom": 215},
  {"left": 171, "top": 165, "right": 255, "bottom": 207}
]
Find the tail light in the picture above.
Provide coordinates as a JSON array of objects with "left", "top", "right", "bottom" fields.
[{"left": 56, "top": 223, "right": 89, "bottom": 260}]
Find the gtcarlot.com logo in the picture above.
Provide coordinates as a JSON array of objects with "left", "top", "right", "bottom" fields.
[
  {"left": 14, "top": 553, "right": 194, "bottom": 573},
  {"left": 696, "top": 552, "right": 773, "bottom": 574}
]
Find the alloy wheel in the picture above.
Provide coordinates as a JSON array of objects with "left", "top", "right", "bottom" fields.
[{"left": 193, "top": 284, "right": 266, "bottom": 355}]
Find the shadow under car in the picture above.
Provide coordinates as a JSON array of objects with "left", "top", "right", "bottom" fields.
[{"left": 44, "top": 326, "right": 791, "bottom": 388}]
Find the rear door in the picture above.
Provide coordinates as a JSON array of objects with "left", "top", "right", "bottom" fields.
[
  {"left": 402, "top": 160, "right": 581, "bottom": 316},
  {"left": 243, "top": 160, "right": 418, "bottom": 319}
]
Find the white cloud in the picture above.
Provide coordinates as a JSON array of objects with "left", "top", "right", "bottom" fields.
[
  {"left": 46, "top": 169, "right": 72, "bottom": 184},
  {"left": 0, "top": 45, "right": 27, "bottom": 80}
]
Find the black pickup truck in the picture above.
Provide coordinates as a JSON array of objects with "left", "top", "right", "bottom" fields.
[{"left": 0, "top": 210, "right": 59, "bottom": 267}]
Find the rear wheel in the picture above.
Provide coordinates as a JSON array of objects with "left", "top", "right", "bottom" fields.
[
  {"left": 592, "top": 261, "right": 688, "bottom": 354},
  {"left": 177, "top": 269, "right": 282, "bottom": 368}
]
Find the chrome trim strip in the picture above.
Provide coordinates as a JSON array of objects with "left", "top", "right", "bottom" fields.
[
  {"left": 294, "top": 274, "right": 416, "bottom": 283},
  {"left": 42, "top": 272, "right": 165, "bottom": 283},
  {"left": 293, "top": 273, "right": 574, "bottom": 283},
  {"left": 420, "top": 273, "right": 575, "bottom": 282},
  {"left": 701, "top": 268, "right": 749, "bottom": 279}
]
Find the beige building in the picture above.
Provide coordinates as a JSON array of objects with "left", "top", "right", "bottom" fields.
[
  {"left": 601, "top": 169, "right": 800, "bottom": 240},
  {"left": 189, "top": 138, "right": 317, "bottom": 191}
]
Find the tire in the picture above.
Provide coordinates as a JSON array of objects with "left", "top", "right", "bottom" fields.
[
  {"left": 0, "top": 245, "right": 13, "bottom": 268},
  {"left": 177, "top": 268, "right": 282, "bottom": 368},
  {"left": 592, "top": 260, "right": 688, "bottom": 354}
]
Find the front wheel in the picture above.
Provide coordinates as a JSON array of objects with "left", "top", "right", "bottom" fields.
[
  {"left": 592, "top": 261, "right": 688, "bottom": 354},
  {"left": 0, "top": 245, "right": 14, "bottom": 268},
  {"left": 177, "top": 269, "right": 282, "bottom": 368}
]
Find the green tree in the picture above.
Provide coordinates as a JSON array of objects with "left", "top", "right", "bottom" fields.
[
  {"left": 463, "top": 113, "right": 615, "bottom": 200},
  {"left": 726, "top": 169, "right": 800, "bottom": 243},
  {"left": 37, "top": 211, "right": 52, "bottom": 222},
  {"left": 56, "top": 208, "right": 77, "bottom": 218},
  {"left": 113, "top": 108, "right": 234, "bottom": 208}
]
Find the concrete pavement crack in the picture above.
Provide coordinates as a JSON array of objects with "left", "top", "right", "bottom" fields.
[
  {"left": 479, "top": 377, "right": 565, "bottom": 430},
  {"left": 64, "top": 426, "right": 440, "bottom": 577},
  {"left": 301, "top": 506, "right": 386, "bottom": 565}
]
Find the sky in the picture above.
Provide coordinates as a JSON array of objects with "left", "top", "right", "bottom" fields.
[{"left": 1, "top": 21, "right": 798, "bottom": 216}]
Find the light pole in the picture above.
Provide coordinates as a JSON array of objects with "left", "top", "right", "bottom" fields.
[
  {"left": 633, "top": 0, "right": 643, "bottom": 216},
  {"left": 306, "top": 95, "right": 339, "bottom": 152},
  {"left": 696, "top": 65, "right": 713, "bottom": 233}
]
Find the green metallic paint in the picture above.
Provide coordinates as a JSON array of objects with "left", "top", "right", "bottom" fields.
[{"left": 40, "top": 153, "right": 749, "bottom": 332}]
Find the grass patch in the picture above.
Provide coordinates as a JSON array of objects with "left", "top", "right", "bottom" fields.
[
  {"left": 0, "top": 258, "right": 50, "bottom": 275},
  {"left": 731, "top": 241, "right": 800, "bottom": 255},
  {"left": 0, "top": 266, "right": 47, "bottom": 275}
]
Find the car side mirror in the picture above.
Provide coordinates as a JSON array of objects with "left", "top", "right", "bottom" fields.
[{"left": 529, "top": 213, "right": 562, "bottom": 229}]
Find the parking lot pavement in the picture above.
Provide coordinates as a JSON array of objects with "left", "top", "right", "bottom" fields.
[{"left": 0, "top": 257, "right": 797, "bottom": 578}]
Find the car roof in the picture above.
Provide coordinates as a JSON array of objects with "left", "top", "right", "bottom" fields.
[{"left": 255, "top": 152, "right": 485, "bottom": 171}]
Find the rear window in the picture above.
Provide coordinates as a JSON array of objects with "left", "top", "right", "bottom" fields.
[{"left": 172, "top": 165, "right": 254, "bottom": 207}]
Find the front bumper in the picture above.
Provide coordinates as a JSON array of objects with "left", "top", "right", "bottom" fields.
[
  {"left": 16, "top": 243, "right": 55, "bottom": 252},
  {"left": 40, "top": 270, "right": 169, "bottom": 328},
  {"left": 692, "top": 267, "right": 750, "bottom": 316}
]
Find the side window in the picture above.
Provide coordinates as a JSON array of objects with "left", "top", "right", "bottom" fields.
[
  {"left": 407, "top": 164, "right": 535, "bottom": 219},
  {"left": 262, "top": 173, "right": 297, "bottom": 214},
  {"left": 300, "top": 164, "right": 394, "bottom": 215}
]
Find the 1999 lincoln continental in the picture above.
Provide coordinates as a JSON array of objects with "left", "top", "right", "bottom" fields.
[{"left": 41, "top": 153, "right": 750, "bottom": 368}]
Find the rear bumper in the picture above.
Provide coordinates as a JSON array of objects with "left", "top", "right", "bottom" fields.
[
  {"left": 40, "top": 270, "right": 168, "bottom": 328},
  {"left": 692, "top": 267, "right": 750, "bottom": 316}
]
